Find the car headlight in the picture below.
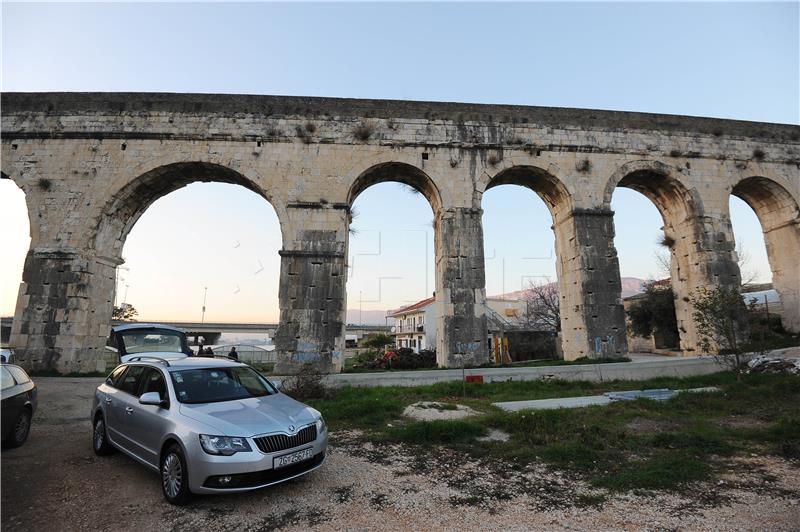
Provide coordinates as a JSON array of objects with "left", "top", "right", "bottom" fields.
[
  {"left": 199, "top": 435, "right": 252, "bottom": 456},
  {"left": 316, "top": 416, "right": 326, "bottom": 433}
]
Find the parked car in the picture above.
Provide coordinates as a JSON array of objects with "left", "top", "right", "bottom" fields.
[
  {"left": 106, "top": 323, "right": 194, "bottom": 363},
  {"left": 90, "top": 356, "right": 327, "bottom": 505},
  {"left": 1, "top": 364, "right": 37, "bottom": 448}
]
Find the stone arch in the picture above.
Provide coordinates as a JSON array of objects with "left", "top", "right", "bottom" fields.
[
  {"left": 731, "top": 175, "right": 800, "bottom": 332},
  {"left": 347, "top": 162, "right": 442, "bottom": 213},
  {"left": 93, "top": 161, "right": 284, "bottom": 260},
  {"left": 83, "top": 161, "right": 285, "bottom": 370},
  {"left": 0, "top": 171, "right": 36, "bottom": 248},
  {"left": 603, "top": 160, "right": 701, "bottom": 222},
  {"left": 480, "top": 165, "right": 574, "bottom": 359},
  {"left": 484, "top": 164, "right": 573, "bottom": 221},
  {"left": 605, "top": 160, "right": 731, "bottom": 354}
]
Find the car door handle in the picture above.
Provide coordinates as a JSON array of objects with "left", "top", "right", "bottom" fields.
[
  {"left": 125, "top": 406, "right": 134, "bottom": 414},
  {"left": 105, "top": 397, "right": 112, "bottom": 404}
]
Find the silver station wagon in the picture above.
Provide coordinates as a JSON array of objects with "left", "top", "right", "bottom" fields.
[{"left": 91, "top": 329, "right": 327, "bottom": 505}]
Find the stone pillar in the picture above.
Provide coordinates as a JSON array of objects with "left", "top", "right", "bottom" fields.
[
  {"left": 434, "top": 207, "right": 489, "bottom": 367},
  {"left": 668, "top": 213, "right": 741, "bottom": 354},
  {"left": 10, "top": 249, "right": 119, "bottom": 373},
  {"left": 554, "top": 209, "right": 628, "bottom": 360},
  {"left": 273, "top": 205, "right": 348, "bottom": 374},
  {"left": 762, "top": 218, "right": 800, "bottom": 333}
]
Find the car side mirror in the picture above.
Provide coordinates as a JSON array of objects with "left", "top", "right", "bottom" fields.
[{"left": 139, "top": 391, "right": 166, "bottom": 407}]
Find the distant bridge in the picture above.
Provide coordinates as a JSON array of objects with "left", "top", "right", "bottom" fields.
[
  {"left": 112, "top": 320, "right": 390, "bottom": 346},
  {"left": 2, "top": 316, "right": 389, "bottom": 348}
]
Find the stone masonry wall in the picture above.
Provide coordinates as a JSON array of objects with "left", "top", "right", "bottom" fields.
[{"left": 1, "top": 93, "right": 797, "bottom": 373}]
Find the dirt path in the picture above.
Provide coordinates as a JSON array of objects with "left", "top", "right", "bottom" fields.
[{"left": 2, "top": 378, "right": 799, "bottom": 531}]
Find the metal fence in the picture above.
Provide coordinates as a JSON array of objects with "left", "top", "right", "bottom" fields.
[{"left": 209, "top": 344, "right": 276, "bottom": 364}]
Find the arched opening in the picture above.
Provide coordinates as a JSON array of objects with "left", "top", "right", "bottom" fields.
[
  {"left": 346, "top": 163, "right": 438, "bottom": 366},
  {"left": 482, "top": 166, "right": 572, "bottom": 362},
  {"left": 95, "top": 162, "right": 282, "bottom": 364},
  {"left": 607, "top": 164, "right": 706, "bottom": 354},
  {"left": 731, "top": 176, "right": 800, "bottom": 333},
  {"left": 0, "top": 177, "right": 30, "bottom": 345}
]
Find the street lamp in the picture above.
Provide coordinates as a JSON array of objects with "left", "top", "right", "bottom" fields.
[{"left": 201, "top": 286, "right": 208, "bottom": 324}]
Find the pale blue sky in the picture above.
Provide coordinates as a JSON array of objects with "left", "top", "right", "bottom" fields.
[{"left": 1, "top": 2, "right": 797, "bottom": 321}]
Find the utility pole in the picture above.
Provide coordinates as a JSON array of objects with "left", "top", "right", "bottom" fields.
[
  {"left": 201, "top": 286, "right": 208, "bottom": 324},
  {"left": 123, "top": 284, "right": 130, "bottom": 305},
  {"left": 359, "top": 290, "right": 363, "bottom": 325}
]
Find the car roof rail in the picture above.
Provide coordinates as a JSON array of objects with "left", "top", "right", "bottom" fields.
[{"left": 127, "top": 356, "right": 172, "bottom": 367}]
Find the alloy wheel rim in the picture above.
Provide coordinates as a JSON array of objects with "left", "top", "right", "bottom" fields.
[
  {"left": 93, "top": 420, "right": 104, "bottom": 449},
  {"left": 14, "top": 413, "right": 29, "bottom": 441},
  {"left": 162, "top": 453, "right": 182, "bottom": 498}
]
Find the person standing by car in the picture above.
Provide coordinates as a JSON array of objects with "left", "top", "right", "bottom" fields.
[{"left": 228, "top": 346, "right": 238, "bottom": 361}]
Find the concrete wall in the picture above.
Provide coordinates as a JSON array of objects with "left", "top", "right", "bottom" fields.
[{"left": 2, "top": 92, "right": 798, "bottom": 373}]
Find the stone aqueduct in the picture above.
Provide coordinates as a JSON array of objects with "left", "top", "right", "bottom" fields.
[{"left": 1, "top": 93, "right": 798, "bottom": 374}]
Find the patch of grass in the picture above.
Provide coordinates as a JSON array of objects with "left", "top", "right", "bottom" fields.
[
  {"left": 378, "top": 420, "right": 488, "bottom": 444},
  {"left": 748, "top": 415, "right": 800, "bottom": 459},
  {"left": 312, "top": 372, "right": 800, "bottom": 493},
  {"left": 307, "top": 386, "right": 406, "bottom": 428},
  {"left": 596, "top": 451, "right": 712, "bottom": 491},
  {"left": 575, "top": 493, "right": 607, "bottom": 507},
  {"left": 251, "top": 362, "right": 275, "bottom": 374}
]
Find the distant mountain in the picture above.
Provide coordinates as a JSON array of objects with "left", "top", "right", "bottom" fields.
[
  {"left": 620, "top": 277, "right": 647, "bottom": 298},
  {"left": 490, "top": 277, "right": 646, "bottom": 300}
]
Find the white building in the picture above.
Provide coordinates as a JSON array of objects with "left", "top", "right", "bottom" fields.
[
  {"left": 387, "top": 296, "right": 435, "bottom": 352},
  {"left": 387, "top": 296, "right": 529, "bottom": 354}
]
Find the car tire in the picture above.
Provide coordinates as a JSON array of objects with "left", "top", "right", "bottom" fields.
[
  {"left": 6, "top": 408, "right": 31, "bottom": 448},
  {"left": 92, "top": 415, "right": 114, "bottom": 456},
  {"left": 161, "top": 444, "right": 192, "bottom": 505}
]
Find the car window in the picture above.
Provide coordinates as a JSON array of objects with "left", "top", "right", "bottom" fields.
[
  {"left": 106, "top": 365, "right": 128, "bottom": 387},
  {"left": 7, "top": 366, "right": 30, "bottom": 384},
  {"left": 116, "top": 366, "right": 146, "bottom": 395},
  {"left": 139, "top": 368, "right": 168, "bottom": 400},
  {"left": 0, "top": 367, "right": 14, "bottom": 390},
  {"left": 119, "top": 330, "right": 186, "bottom": 354},
  {"left": 170, "top": 366, "right": 276, "bottom": 404}
]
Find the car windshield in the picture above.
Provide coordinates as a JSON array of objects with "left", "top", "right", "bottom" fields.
[
  {"left": 170, "top": 367, "right": 276, "bottom": 404},
  {"left": 120, "top": 330, "right": 185, "bottom": 354}
]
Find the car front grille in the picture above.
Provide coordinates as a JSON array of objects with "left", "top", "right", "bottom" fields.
[{"left": 253, "top": 424, "right": 317, "bottom": 453}]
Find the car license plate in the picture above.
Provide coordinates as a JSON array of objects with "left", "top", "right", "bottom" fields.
[{"left": 273, "top": 447, "right": 314, "bottom": 469}]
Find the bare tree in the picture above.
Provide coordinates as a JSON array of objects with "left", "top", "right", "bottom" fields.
[
  {"left": 522, "top": 279, "right": 560, "bottom": 332},
  {"left": 655, "top": 239, "right": 758, "bottom": 287}
]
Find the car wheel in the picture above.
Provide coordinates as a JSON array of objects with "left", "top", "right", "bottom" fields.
[
  {"left": 161, "top": 444, "right": 192, "bottom": 505},
  {"left": 6, "top": 408, "right": 31, "bottom": 448},
  {"left": 92, "top": 415, "right": 114, "bottom": 456}
]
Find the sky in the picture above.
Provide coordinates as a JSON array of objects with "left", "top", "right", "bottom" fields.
[{"left": 1, "top": 2, "right": 797, "bottom": 322}]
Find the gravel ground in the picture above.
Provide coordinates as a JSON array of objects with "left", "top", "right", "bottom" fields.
[{"left": 2, "top": 377, "right": 799, "bottom": 531}]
